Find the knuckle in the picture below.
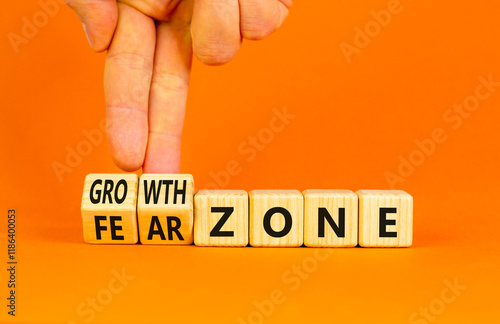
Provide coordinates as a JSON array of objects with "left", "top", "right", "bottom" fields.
[
  {"left": 106, "top": 52, "right": 153, "bottom": 72},
  {"left": 151, "top": 71, "right": 189, "bottom": 93},
  {"left": 151, "top": 2, "right": 170, "bottom": 20},
  {"left": 144, "top": 0, "right": 181, "bottom": 21}
]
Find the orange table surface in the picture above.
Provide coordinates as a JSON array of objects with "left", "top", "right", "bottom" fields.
[{"left": 2, "top": 0, "right": 500, "bottom": 323}]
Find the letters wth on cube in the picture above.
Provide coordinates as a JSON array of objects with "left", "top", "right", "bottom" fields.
[{"left": 137, "top": 174, "right": 194, "bottom": 245}]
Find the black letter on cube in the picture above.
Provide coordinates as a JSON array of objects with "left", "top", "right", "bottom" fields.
[
  {"left": 263, "top": 207, "right": 292, "bottom": 238},
  {"left": 379, "top": 207, "right": 397, "bottom": 238}
]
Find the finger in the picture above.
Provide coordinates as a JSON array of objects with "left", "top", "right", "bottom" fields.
[
  {"left": 278, "top": 0, "right": 292, "bottom": 9},
  {"left": 104, "top": 3, "right": 156, "bottom": 171},
  {"left": 239, "top": 0, "right": 281, "bottom": 40},
  {"left": 119, "top": 0, "right": 182, "bottom": 21},
  {"left": 143, "top": 5, "right": 193, "bottom": 173},
  {"left": 65, "top": 0, "right": 118, "bottom": 51},
  {"left": 191, "top": 0, "right": 241, "bottom": 65},
  {"left": 277, "top": 0, "right": 292, "bottom": 27}
]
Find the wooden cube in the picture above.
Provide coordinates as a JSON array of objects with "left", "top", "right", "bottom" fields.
[
  {"left": 249, "top": 190, "right": 303, "bottom": 247},
  {"left": 81, "top": 173, "right": 139, "bottom": 244},
  {"left": 303, "top": 190, "right": 358, "bottom": 247},
  {"left": 194, "top": 190, "right": 249, "bottom": 247},
  {"left": 137, "top": 174, "right": 194, "bottom": 244},
  {"left": 357, "top": 190, "right": 413, "bottom": 247}
]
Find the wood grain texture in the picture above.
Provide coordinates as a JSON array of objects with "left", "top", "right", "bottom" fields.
[
  {"left": 137, "top": 174, "right": 194, "bottom": 244},
  {"left": 81, "top": 173, "right": 138, "bottom": 244},
  {"left": 194, "top": 190, "right": 248, "bottom": 247},
  {"left": 303, "top": 190, "right": 358, "bottom": 247},
  {"left": 357, "top": 190, "right": 413, "bottom": 247},
  {"left": 249, "top": 190, "right": 303, "bottom": 247}
]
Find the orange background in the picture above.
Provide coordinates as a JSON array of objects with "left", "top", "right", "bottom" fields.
[{"left": 1, "top": 0, "right": 500, "bottom": 323}]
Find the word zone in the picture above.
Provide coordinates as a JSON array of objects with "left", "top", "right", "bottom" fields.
[{"left": 81, "top": 174, "right": 413, "bottom": 247}]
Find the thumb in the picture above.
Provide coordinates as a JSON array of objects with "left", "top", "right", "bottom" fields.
[{"left": 66, "top": 0, "right": 118, "bottom": 52}]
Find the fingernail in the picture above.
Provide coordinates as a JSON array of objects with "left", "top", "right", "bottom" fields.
[{"left": 82, "top": 23, "right": 94, "bottom": 47}]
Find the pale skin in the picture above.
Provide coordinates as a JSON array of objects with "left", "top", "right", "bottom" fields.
[{"left": 65, "top": 0, "right": 292, "bottom": 173}]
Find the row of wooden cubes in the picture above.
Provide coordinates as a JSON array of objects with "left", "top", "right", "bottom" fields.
[{"left": 81, "top": 174, "right": 413, "bottom": 247}]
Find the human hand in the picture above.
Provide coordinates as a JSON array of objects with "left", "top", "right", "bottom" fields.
[{"left": 65, "top": 0, "right": 292, "bottom": 172}]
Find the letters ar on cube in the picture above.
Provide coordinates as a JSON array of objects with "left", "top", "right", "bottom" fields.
[{"left": 81, "top": 174, "right": 413, "bottom": 247}]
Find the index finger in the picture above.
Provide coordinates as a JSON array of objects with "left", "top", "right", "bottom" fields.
[{"left": 104, "top": 3, "right": 156, "bottom": 171}]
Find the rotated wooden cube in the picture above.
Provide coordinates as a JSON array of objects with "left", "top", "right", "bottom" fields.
[
  {"left": 357, "top": 190, "right": 413, "bottom": 247},
  {"left": 249, "top": 190, "right": 303, "bottom": 247},
  {"left": 137, "top": 174, "right": 194, "bottom": 244},
  {"left": 303, "top": 190, "right": 358, "bottom": 247},
  {"left": 81, "top": 173, "right": 139, "bottom": 244},
  {"left": 194, "top": 190, "right": 248, "bottom": 247}
]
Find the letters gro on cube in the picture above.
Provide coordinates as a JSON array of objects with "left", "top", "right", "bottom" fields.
[{"left": 81, "top": 174, "right": 413, "bottom": 247}]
